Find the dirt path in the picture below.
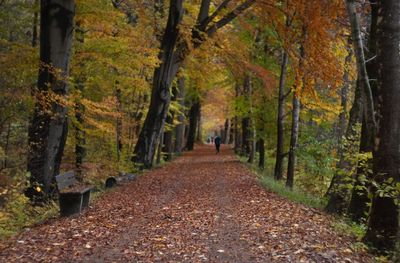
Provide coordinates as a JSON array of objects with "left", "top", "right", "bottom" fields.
[{"left": 0, "top": 145, "right": 374, "bottom": 262}]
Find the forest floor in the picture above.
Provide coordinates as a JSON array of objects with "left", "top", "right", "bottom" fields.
[{"left": 0, "top": 145, "right": 375, "bottom": 262}]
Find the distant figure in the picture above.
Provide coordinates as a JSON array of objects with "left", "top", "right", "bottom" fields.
[{"left": 214, "top": 135, "right": 221, "bottom": 154}]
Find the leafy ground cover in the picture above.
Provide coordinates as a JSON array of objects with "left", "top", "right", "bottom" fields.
[{"left": 0, "top": 145, "right": 374, "bottom": 262}]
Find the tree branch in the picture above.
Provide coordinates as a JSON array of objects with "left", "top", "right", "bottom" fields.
[
  {"left": 201, "top": 0, "right": 232, "bottom": 28},
  {"left": 197, "top": 0, "right": 211, "bottom": 24},
  {"left": 206, "top": 0, "right": 256, "bottom": 37}
]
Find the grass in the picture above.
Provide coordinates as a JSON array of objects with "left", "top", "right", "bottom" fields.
[
  {"left": 238, "top": 155, "right": 325, "bottom": 209},
  {"left": 258, "top": 173, "right": 325, "bottom": 209},
  {"left": 238, "top": 154, "right": 399, "bottom": 261},
  {"left": 0, "top": 196, "right": 59, "bottom": 239}
]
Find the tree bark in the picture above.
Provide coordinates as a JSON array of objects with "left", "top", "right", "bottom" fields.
[
  {"left": 162, "top": 116, "right": 174, "bottom": 161},
  {"left": 26, "top": 0, "right": 75, "bottom": 202},
  {"left": 2, "top": 122, "right": 11, "bottom": 169},
  {"left": 115, "top": 86, "right": 123, "bottom": 162},
  {"left": 286, "top": 92, "right": 300, "bottom": 188},
  {"left": 74, "top": 83, "right": 85, "bottom": 181},
  {"left": 156, "top": 129, "right": 164, "bottom": 165},
  {"left": 285, "top": 31, "right": 307, "bottom": 189},
  {"left": 248, "top": 78, "right": 256, "bottom": 163},
  {"left": 74, "top": 22, "right": 86, "bottom": 181},
  {"left": 186, "top": 100, "right": 200, "bottom": 151},
  {"left": 234, "top": 83, "right": 241, "bottom": 153},
  {"left": 196, "top": 108, "right": 202, "bottom": 143},
  {"left": 31, "top": 0, "right": 39, "bottom": 47},
  {"left": 223, "top": 119, "right": 230, "bottom": 144},
  {"left": 162, "top": 86, "right": 176, "bottom": 161},
  {"left": 229, "top": 118, "right": 234, "bottom": 144},
  {"left": 258, "top": 138, "right": 265, "bottom": 170},
  {"left": 133, "top": 0, "right": 255, "bottom": 167},
  {"left": 347, "top": 0, "right": 379, "bottom": 222},
  {"left": 364, "top": 0, "right": 400, "bottom": 251},
  {"left": 326, "top": 50, "right": 363, "bottom": 215},
  {"left": 274, "top": 50, "right": 288, "bottom": 180},
  {"left": 346, "top": 0, "right": 376, "bottom": 136},
  {"left": 132, "top": 0, "right": 184, "bottom": 168},
  {"left": 241, "top": 76, "right": 251, "bottom": 157},
  {"left": 174, "top": 77, "right": 185, "bottom": 154}
]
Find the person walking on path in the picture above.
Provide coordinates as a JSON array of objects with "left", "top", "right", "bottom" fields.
[{"left": 214, "top": 135, "right": 221, "bottom": 154}]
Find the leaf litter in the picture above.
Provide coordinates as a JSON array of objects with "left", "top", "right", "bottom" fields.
[{"left": 0, "top": 145, "right": 374, "bottom": 262}]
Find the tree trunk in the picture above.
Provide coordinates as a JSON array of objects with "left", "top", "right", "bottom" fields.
[
  {"left": 229, "top": 118, "right": 234, "bottom": 144},
  {"left": 241, "top": 118, "right": 250, "bottom": 156},
  {"left": 286, "top": 92, "right": 300, "bottom": 188},
  {"left": 234, "top": 83, "right": 241, "bottom": 154},
  {"left": 326, "top": 50, "right": 363, "bottom": 215},
  {"left": 241, "top": 76, "right": 251, "bottom": 156},
  {"left": 346, "top": 0, "right": 376, "bottom": 136},
  {"left": 74, "top": 22, "right": 86, "bottom": 181},
  {"left": 162, "top": 110, "right": 174, "bottom": 161},
  {"left": 364, "top": 0, "right": 400, "bottom": 251},
  {"left": 26, "top": 0, "right": 75, "bottom": 202},
  {"left": 258, "top": 138, "right": 265, "bottom": 170},
  {"left": 286, "top": 27, "right": 307, "bottom": 189},
  {"left": 347, "top": 0, "right": 379, "bottom": 222},
  {"left": 184, "top": 123, "right": 189, "bottom": 149},
  {"left": 162, "top": 84, "right": 177, "bottom": 161},
  {"left": 31, "top": 0, "right": 39, "bottom": 47},
  {"left": 2, "top": 122, "right": 11, "bottom": 169},
  {"left": 174, "top": 77, "right": 185, "bottom": 154},
  {"left": 274, "top": 50, "right": 288, "bottom": 180},
  {"left": 156, "top": 130, "right": 164, "bottom": 165},
  {"left": 132, "top": 0, "right": 184, "bottom": 168},
  {"left": 337, "top": 46, "right": 352, "bottom": 146},
  {"left": 347, "top": 118, "right": 374, "bottom": 222},
  {"left": 74, "top": 84, "right": 85, "bottom": 181},
  {"left": 234, "top": 116, "right": 241, "bottom": 153},
  {"left": 116, "top": 87, "right": 123, "bottom": 162},
  {"left": 186, "top": 100, "right": 200, "bottom": 151},
  {"left": 223, "top": 119, "right": 230, "bottom": 144},
  {"left": 248, "top": 79, "right": 256, "bottom": 164},
  {"left": 196, "top": 107, "right": 202, "bottom": 143},
  {"left": 133, "top": 0, "right": 255, "bottom": 167}
]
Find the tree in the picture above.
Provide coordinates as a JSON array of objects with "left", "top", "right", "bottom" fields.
[
  {"left": 325, "top": 44, "right": 357, "bottom": 215},
  {"left": 162, "top": 86, "right": 176, "bottom": 161},
  {"left": 186, "top": 99, "right": 200, "bottom": 151},
  {"left": 347, "top": 0, "right": 379, "bottom": 222},
  {"left": 241, "top": 76, "right": 251, "bottom": 157},
  {"left": 274, "top": 50, "right": 288, "bottom": 180},
  {"left": 325, "top": 77, "right": 363, "bottom": 215},
  {"left": 174, "top": 77, "right": 185, "bottom": 154},
  {"left": 26, "top": 0, "right": 75, "bottom": 202},
  {"left": 247, "top": 76, "right": 256, "bottom": 163},
  {"left": 286, "top": 88, "right": 300, "bottom": 188},
  {"left": 286, "top": 33, "right": 306, "bottom": 189},
  {"left": 132, "top": 0, "right": 184, "bottom": 168},
  {"left": 133, "top": 0, "right": 256, "bottom": 168},
  {"left": 258, "top": 138, "right": 265, "bottom": 169},
  {"left": 364, "top": 0, "right": 400, "bottom": 251},
  {"left": 234, "top": 82, "right": 242, "bottom": 154}
]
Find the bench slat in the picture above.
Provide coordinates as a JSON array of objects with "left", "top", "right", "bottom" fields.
[
  {"left": 56, "top": 171, "right": 77, "bottom": 190},
  {"left": 60, "top": 186, "right": 93, "bottom": 195}
]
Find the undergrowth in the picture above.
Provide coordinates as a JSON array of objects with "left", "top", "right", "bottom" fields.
[
  {"left": 238, "top": 155, "right": 325, "bottom": 209},
  {"left": 0, "top": 194, "right": 59, "bottom": 239},
  {"left": 237, "top": 154, "right": 387, "bottom": 255}
]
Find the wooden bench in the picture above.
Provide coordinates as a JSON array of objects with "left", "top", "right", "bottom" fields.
[
  {"left": 105, "top": 172, "right": 137, "bottom": 189},
  {"left": 56, "top": 171, "right": 93, "bottom": 217}
]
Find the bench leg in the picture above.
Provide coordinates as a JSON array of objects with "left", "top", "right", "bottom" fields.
[
  {"left": 81, "top": 190, "right": 91, "bottom": 209},
  {"left": 59, "top": 194, "right": 83, "bottom": 217}
]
